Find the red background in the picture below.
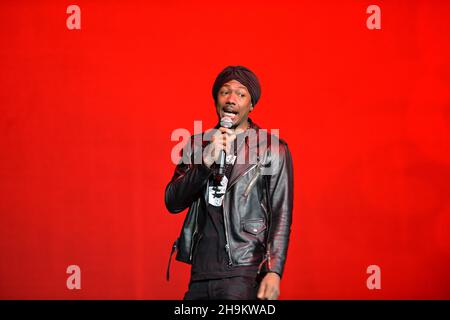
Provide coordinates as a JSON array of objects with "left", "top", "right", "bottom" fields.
[{"left": 1, "top": 0, "right": 450, "bottom": 299}]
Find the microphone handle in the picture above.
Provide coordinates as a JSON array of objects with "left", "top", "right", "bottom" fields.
[{"left": 218, "top": 150, "right": 226, "bottom": 176}]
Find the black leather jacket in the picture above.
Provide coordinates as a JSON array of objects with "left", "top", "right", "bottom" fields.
[{"left": 165, "top": 120, "right": 294, "bottom": 280}]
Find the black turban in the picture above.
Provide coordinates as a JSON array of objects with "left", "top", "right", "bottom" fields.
[{"left": 212, "top": 65, "right": 261, "bottom": 106}]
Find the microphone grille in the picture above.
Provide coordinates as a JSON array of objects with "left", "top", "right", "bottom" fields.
[{"left": 220, "top": 117, "right": 233, "bottom": 129}]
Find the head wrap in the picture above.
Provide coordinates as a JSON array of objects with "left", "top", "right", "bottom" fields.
[{"left": 212, "top": 65, "right": 261, "bottom": 106}]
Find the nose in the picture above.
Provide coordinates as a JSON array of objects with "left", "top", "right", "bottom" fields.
[{"left": 225, "top": 92, "right": 237, "bottom": 104}]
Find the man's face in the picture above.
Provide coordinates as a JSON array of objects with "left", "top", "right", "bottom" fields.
[{"left": 215, "top": 79, "right": 253, "bottom": 130}]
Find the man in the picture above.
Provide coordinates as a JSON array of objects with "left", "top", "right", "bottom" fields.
[{"left": 165, "top": 65, "right": 294, "bottom": 300}]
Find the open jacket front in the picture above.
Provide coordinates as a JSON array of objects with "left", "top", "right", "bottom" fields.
[{"left": 165, "top": 119, "right": 294, "bottom": 280}]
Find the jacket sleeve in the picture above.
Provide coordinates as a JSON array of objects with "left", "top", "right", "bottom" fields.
[
  {"left": 266, "top": 142, "right": 294, "bottom": 278},
  {"left": 164, "top": 136, "right": 213, "bottom": 213}
]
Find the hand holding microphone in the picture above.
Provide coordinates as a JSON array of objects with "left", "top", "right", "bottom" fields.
[{"left": 203, "top": 117, "right": 237, "bottom": 169}]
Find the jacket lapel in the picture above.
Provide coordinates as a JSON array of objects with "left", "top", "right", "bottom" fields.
[{"left": 227, "top": 123, "right": 266, "bottom": 190}]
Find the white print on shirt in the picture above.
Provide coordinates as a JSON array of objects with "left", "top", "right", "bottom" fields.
[{"left": 208, "top": 155, "right": 236, "bottom": 207}]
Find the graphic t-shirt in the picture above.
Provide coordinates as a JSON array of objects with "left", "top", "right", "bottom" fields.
[{"left": 190, "top": 133, "right": 259, "bottom": 281}]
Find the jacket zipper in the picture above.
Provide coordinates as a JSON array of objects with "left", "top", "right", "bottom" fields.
[
  {"left": 166, "top": 239, "right": 178, "bottom": 281},
  {"left": 222, "top": 194, "right": 233, "bottom": 266},
  {"left": 227, "top": 163, "right": 257, "bottom": 191},
  {"left": 261, "top": 200, "right": 268, "bottom": 221},
  {"left": 257, "top": 243, "right": 272, "bottom": 274},
  {"left": 189, "top": 200, "right": 200, "bottom": 261},
  {"left": 258, "top": 176, "right": 272, "bottom": 274},
  {"left": 243, "top": 163, "right": 261, "bottom": 197}
]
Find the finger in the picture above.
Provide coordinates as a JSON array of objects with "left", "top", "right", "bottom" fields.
[
  {"left": 212, "top": 134, "right": 225, "bottom": 146},
  {"left": 219, "top": 127, "right": 234, "bottom": 135},
  {"left": 263, "top": 288, "right": 271, "bottom": 300},
  {"left": 211, "top": 134, "right": 218, "bottom": 142},
  {"left": 269, "top": 288, "right": 279, "bottom": 300},
  {"left": 212, "top": 129, "right": 223, "bottom": 139},
  {"left": 224, "top": 134, "right": 237, "bottom": 146},
  {"left": 266, "top": 288, "right": 276, "bottom": 300},
  {"left": 214, "top": 142, "right": 225, "bottom": 152},
  {"left": 208, "top": 142, "right": 223, "bottom": 155},
  {"left": 263, "top": 284, "right": 278, "bottom": 300},
  {"left": 257, "top": 283, "right": 267, "bottom": 300},
  {"left": 214, "top": 143, "right": 226, "bottom": 153},
  {"left": 225, "top": 137, "right": 237, "bottom": 152}
]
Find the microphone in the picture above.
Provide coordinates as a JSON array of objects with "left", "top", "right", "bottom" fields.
[{"left": 218, "top": 117, "right": 233, "bottom": 176}]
